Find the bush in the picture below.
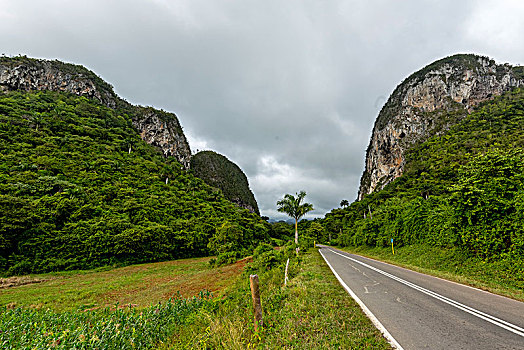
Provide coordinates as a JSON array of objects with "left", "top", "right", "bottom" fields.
[
  {"left": 209, "top": 251, "right": 241, "bottom": 267},
  {"left": 248, "top": 242, "right": 298, "bottom": 273}
]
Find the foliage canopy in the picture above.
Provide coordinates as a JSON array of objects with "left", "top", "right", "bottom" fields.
[
  {"left": 0, "top": 91, "right": 269, "bottom": 275},
  {"left": 323, "top": 88, "right": 524, "bottom": 267}
]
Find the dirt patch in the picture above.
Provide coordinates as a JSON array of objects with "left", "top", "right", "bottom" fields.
[
  {"left": 164, "top": 258, "right": 249, "bottom": 298},
  {"left": 0, "top": 276, "right": 54, "bottom": 289},
  {"left": 96, "top": 257, "right": 249, "bottom": 307}
]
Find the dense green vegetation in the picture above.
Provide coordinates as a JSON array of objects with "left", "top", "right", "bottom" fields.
[
  {"left": 0, "top": 293, "right": 211, "bottom": 349},
  {"left": 190, "top": 151, "right": 259, "bottom": 214},
  {"left": 323, "top": 88, "right": 524, "bottom": 282},
  {"left": 0, "top": 91, "right": 269, "bottom": 275}
]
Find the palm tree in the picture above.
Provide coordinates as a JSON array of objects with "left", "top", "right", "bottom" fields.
[
  {"left": 277, "top": 191, "right": 314, "bottom": 246},
  {"left": 340, "top": 199, "right": 349, "bottom": 208}
]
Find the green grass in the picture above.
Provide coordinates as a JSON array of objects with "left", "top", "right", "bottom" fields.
[
  {"left": 1, "top": 250, "right": 395, "bottom": 349},
  {"left": 339, "top": 244, "right": 524, "bottom": 301},
  {"left": 0, "top": 256, "right": 246, "bottom": 311},
  {"left": 168, "top": 250, "right": 392, "bottom": 349}
]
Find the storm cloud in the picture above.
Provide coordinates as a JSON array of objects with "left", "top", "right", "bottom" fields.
[{"left": 1, "top": 0, "right": 523, "bottom": 218}]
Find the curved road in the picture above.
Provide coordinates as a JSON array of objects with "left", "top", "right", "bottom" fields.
[{"left": 318, "top": 246, "right": 524, "bottom": 350}]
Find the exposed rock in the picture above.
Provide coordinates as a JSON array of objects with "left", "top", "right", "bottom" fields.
[
  {"left": 0, "top": 56, "right": 118, "bottom": 108},
  {"left": 191, "top": 151, "right": 260, "bottom": 214},
  {"left": 132, "top": 107, "right": 191, "bottom": 168},
  {"left": 358, "top": 54, "right": 524, "bottom": 200},
  {"left": 0, "top": 56, "right": 191, "bottom": 168}
]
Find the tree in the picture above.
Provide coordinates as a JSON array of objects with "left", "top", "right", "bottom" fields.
[
  {"left": 277, "top": 191, "right": 314, "bottom": 246},
  {"left": 307, "top": 221, "right": 326, "bottom": 243},
  {"left": 340, "top": 199, "right": 349, "bottom": 208},
  {"left": 207, "top": 221, "right": 243, "bottom": 255}
]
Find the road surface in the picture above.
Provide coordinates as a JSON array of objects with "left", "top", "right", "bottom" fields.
[{"left": 318, "top": 246, "right": 524, "bottom": 350}]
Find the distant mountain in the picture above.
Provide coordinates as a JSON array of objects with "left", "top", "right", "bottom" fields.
[
  {"left": 191, "top": 151, "right": 259, "bottom": 214},
  {"left": 0, "top": 55, "right": 259, "bottom": 212},
  {"left": 323, "top": 54, "right": 524, "bottom": 267},
  {"left": 358, "top": 54, "right": 524, "bottom": 199},
  {"left": 0, "top": 56, "right": 268, "bottom": 274}
]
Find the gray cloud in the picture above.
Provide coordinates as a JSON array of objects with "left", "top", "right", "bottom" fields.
[{"left": 1, "top": 0, "right": 523, "bottom": 219}]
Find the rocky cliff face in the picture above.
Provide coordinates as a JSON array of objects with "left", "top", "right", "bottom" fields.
[
  {"left": 358, "top": 54, "right": 524, "bottom": 200},
  {"left": 191, "top": 151, "right": 260, "bottom": 214},
  {"left": 132, "top": 107, "right": 191, "bottom": 168},
  {"left": 0, "top": 56, "right": 191, "bottom": 168},
  {"left": 0, "top": 56, "right": 119, "bottom": 108}
]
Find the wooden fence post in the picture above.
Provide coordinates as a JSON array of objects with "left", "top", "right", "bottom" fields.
[
  {"left": 284, "top": 258, "right": 290, "bottom": 285},
  {"left": 249, "top": 274, "right": 263, "bottom": 331}
]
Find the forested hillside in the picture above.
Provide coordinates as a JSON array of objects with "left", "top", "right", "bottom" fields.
[
  {"left": 191, "top": 151, "right": 259, "bottom": 214},
  {"left": 324, "top": 88, "right": 524, "bottom": 271},
  {"left": 0, "top": 91, "right": 269, "bottom": 275}
]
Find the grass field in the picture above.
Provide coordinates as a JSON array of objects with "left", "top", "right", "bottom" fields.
[
  {"left": 339, "top": 244, "right": 524, "bottom": 302},
  {"left": 0, "top": 256, "right": 247, "bottom": 311},
  {"left": 7, "top": 244, "right": 516, "bottom": 349},
  {"left": 1, "top": 250, "right": 393, "bottom": 349}
]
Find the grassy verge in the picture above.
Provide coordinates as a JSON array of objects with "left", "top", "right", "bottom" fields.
[
  {"left": 0, "top": 256, "right": 246, "bottom": 311},
  {"left": 168, "top": 249, "right": 392, "bottom": 349},
  {"left": 1, "top": 250, "right": 395, "bottom": 348},
  {"left": 338, "top": 244, "right": 524, "bottom": 301}
]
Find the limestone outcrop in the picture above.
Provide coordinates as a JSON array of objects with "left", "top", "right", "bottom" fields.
[
  {"left": 0, "top": 56, "right": 192, "bottom": 168},
  {"left": 358, "top": 54, "right": 524, "bottom": 200}
]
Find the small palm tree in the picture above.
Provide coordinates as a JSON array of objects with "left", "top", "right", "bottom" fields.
[
  {"left": 340, "top": 199, "right": 349, "bottom": 208},
  {"left": 277, "top": 191, "right": 314, "bottom": 246}
]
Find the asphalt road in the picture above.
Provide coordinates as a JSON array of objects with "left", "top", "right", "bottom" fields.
[{"left": 318, "top": 246, "right": 524, "bottom": 350}]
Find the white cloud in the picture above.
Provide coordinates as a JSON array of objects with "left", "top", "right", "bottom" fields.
[
  {"left": 184, "top": 129, "right": 210, "bottom": 155},
  {"left": 464, "top": 0, "right": 524, "bottom": 64}
]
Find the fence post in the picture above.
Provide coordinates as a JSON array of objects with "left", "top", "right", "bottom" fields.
[
  {"left": 284, "top": 258, "right": 290, "bottom": 285},
  {"left": 249, "top": 274, "right": 263, "bottom": 331}
]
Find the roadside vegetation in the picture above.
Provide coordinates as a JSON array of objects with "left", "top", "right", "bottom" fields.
[
  {"left": 167, "top": 245, "right": 392, "bottom": 349},
  {"left": 321, "top": 88, "right": 524, "bottom": 298}
]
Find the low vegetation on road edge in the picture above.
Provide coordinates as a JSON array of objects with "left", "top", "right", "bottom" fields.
[
  {"left": 167, "top": 248, "right": 392, "bottom": 349},
  {"left": 339, "top": 244, "right": 524, "bottom": 302}
]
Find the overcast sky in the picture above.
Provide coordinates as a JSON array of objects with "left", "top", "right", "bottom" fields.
[{"left": 1, "top": 0, "right": 523, "bottom": 219}]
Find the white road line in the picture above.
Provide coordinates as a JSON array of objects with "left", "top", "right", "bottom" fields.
[
  {"left": 327, "top": 248, "right": 524, "bottom": 338},
  {"left": 318, "top": 249, "right": 405, "bottom": 350}
]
